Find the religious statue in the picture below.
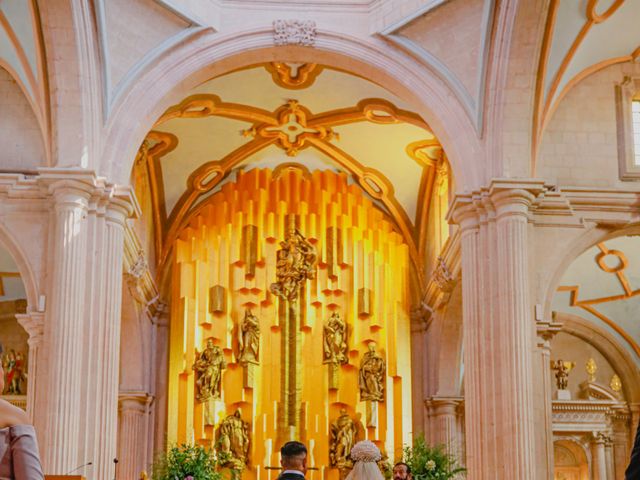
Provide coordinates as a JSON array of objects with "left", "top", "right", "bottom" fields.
[
  {"left": 551, "top": 359, "right": 574, "bottom": 390},
  {"left": 216, "top": 410, "right": 250, "bottom": 470},
  {"left": 193, "top": 338, "right": 227, "bottom": 402},
  {"left": 238, "top": 308, "right": 260, "bottom": 365},
  {"left": 323, "top": 311, "right": 348, "bottom": 365},
  {"left": 358, "top": 342, "right": 386, "bottom": 402},
  {"left": 2, "top": 349, "right": 26, "bottom": 395},
  {"left": 329, "top": 408, "right": 359, "bottom": 470},
  {"left": 270, "top": 223, "right": 317, "bottom": 302}
]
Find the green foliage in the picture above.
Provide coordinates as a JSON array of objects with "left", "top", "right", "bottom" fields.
[
  {"left": 402, "top": 435, "right": 466, "bottom": 480},
  {"left": 151, "top": 443, "right": 226, "bottom": 480}
]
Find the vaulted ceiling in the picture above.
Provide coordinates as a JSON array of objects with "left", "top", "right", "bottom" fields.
[
  {"left": 142, "top": 63, "right": 445, "bottom": 271},
  {"left": 535, "top": 0, "right": 640, "bottom": 149},
  {"left": 0, "top": 0, "right": 47, "bottom": 146},
  {"left": 553, "top": 235, "right": 640, "bottom": 364}
]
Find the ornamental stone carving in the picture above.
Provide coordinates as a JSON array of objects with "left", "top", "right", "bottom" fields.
[
  {"left": 270, "top": 225, "right": 317, "bottom": 302},
  {"left": 273, "top": 20, "right": 317, "bottom": 46}
]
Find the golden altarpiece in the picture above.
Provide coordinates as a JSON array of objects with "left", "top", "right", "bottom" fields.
[{"left": 166, "top": 167, "right": 413, "bottom": 479}]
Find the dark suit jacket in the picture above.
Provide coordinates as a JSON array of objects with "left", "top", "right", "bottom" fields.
[
  {"left": 626, "top": 421, "right": 640, "bottom": 479},
  {"left": 277, "top": 472, "right": 305, "bottom": 480}
]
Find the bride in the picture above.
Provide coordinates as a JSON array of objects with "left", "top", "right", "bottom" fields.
[{"left": 345, "top": 440, "right": 384, "bottom": 480}]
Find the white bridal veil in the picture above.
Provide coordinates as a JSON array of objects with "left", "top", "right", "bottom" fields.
[{"left": 344, "top": 440, "right": 385, "bottom": 480}]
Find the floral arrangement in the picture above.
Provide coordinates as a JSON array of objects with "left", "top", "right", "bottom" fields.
[
  {"left": 151, "top": 443, "right": 226, "bottom": 480},
  {"left": 402, "top": 435, "right": 466, "bottom": 480}
]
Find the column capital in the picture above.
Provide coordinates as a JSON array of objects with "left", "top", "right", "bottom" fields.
[
  {"left": 536, "top": 317, "right": 563, "bottom": 348},
  {"left": 425, "top": 396, "right": 464, "bottom": 415},
  {"left": 118, "top": 391, "right": 154, "bottom": 413},
  {"left": 15, "top": 312, "right": 45, "bottom": 345}
]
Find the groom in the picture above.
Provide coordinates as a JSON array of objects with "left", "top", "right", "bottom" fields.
[{"left": 278, "top": 441, "right": 308, "bottom": 479}]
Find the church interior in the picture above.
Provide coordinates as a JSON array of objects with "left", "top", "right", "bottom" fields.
[{"left": 0, "top": 0, "right": 638, "bottom": 479}]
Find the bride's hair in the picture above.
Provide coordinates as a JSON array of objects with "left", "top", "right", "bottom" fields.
[{"left": 345, "top": 440, "right": 384, "bottom": 480}]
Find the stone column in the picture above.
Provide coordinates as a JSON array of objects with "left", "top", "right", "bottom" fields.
[
  {"left": 535, "top": 318, "right": 562, "bottom": 479},
  {"left": 118, "top": 392, "right": 152, "bottom": 479},
  {"left": 451, "top": 182, "right": 543, "bottom": 479},
  {"left": 152, "top": 301, "right": 170, "bottom": 455},
  {"left": 41, "top": 181, "right": 91, "bottom": 473},
  {"left": 591, "top": 433, "right": 608, "bottom": 480},
  {"left": 454, "top": 202, "right": 484, "bottom": 478},
  {"left": 15, "top": 312, "right": 44, "bottom": 423},
  {"left": 605, "top": 436, "right": 615, "bottom": 480},
  {"left": 80, "top": 194, "right": 134, "bottom": 480},
  {"left": 425, "top": 397, "right": 463, "bottom": 459},
  {"left": 492, "top": 189, "right": 537, "bottom": 478}
]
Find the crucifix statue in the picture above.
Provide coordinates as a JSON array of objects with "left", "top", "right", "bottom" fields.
[{"left": 270, "top": 215, "right": 317, "bottom": 442}]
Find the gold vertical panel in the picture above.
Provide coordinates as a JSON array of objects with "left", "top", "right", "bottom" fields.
[
  {"left": 325, "top": 227, "right": 343, "bottom": 280},
  {"left": 358, "top": 288, "right": 372, "bottom": 317},
  {"left": 241, "top": 225, "right": 259, "bottom": 278},
  {"left": 209, "top": 285, "right": 226, "bottom": 313},
  {"left": 168, "top": 168, "right": 412, "bottom": 479}
]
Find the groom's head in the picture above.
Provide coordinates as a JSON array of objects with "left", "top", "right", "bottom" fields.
[{"left": 281, "top": 441, "right": 308, "bottom": 474}]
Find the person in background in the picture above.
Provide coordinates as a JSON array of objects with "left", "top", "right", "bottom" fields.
[
  {"left": 626, "top": 421, "right": 640, "bottom": 479},
  {"left": 393, "top": 462, "right": 412, "bottom": 480},
  {"left": 278, "top": 441, "right": 307, "bottom": 480},
  {"left": 0, "top": 362, "right": 43, "bottom": 479}
]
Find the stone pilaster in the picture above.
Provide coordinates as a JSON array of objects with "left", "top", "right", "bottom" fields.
[
  {"left": 604, "top": 436, "right": 615, "bottom": 480},
  {"left": 41, "top": 180, "right": 92, "bottom": 473},
  {"left": 80, "top": 191, "right": 135, "bottom": 480},
  {"left": 591, "top": 432, "right": 608, "bottom": 480},
  {"left": 425, "top": 397, "right": 463, "bottom": 459},
  {"left": 117, "top": 392, "right": 153, "bottom": 480},
  {"left": 151, "top": 301, "right": 170, "bottom": 455},
  {"left": 534, "top": 317, "right": 562, "bottom": 479},
  {"left": 15, "top": 312, "right": 44, "bottom": 423},
  {"left": 454, "top": 202, "right": 484, "bottom": 478}
]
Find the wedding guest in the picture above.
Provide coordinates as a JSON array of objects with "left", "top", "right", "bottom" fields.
[
  {"left": 626, "top": 421, "right": 640, "bottom": 479},
  {"left": 0, "top": 363, "right": 43, "bottom": 479},
  {"left": 345, "top": 440, "right": 384, "bottom": 480},
  {"left": 393, "top": 462, "right": 412, "bottom": 480},
  {"left": 278, "top": 441, "right": 307, "bottom": 480}
]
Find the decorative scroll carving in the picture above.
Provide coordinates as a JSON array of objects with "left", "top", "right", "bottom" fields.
[
  {"left": 270, "top": 222, "right": 317, "bottom": 302},
  {"left": 265, "top": 62, "right": 323, "bottom": 90},
  {"left": 238, "top": 309, "right": 260, "bottom": 365},
  {"left": 273, "top": 20, "right": 316, "bottom": 46},
  {"left": 359, "top": 342, "right": 386, "bottom": 402},
  {"left": 432, "top": 255, "right": 456, "bottom": 293},
  {"left": 329, "top": 409, "right": 358, "bottom": 470},
  {"left": 192, "top": 338, "right": 226, "bottom": 402},
  {"left": 217, "top": 410, "right": 250, "bottom": 470},
  {"left": 551, "top": 359, "right": 575, "bottom": 390},
  {"left": 323, "top": 311, "right": 348, "bottom": 366}
]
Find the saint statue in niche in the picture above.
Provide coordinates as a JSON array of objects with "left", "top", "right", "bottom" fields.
[
  {"left": 216, "top": 410, "right": 250, "bottom": 470},
  {"left": 323, "top": 311, "right": 348, "bottom": 365},
  {"left": 192, "top": 338, "right": 227, "bottom": 402},
  {"left": 358, "top": 342, "right": 386, "bottom": 402},
  {"left": 270, "top": 225, "right": 317, "bottom": 302},
  {"left": 238, "top": 308, "right": 260, "bottom": 365},
  {"left": 329, "top": 408, "right": 359, "bottom": 470}
]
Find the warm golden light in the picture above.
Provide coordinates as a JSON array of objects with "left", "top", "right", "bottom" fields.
[{"left": 168, "top": 167, "right": 412, "bottom": 479}]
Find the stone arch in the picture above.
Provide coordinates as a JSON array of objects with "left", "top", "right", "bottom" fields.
[
  {"left": 99, "top": 28, "right": 483, "bottom": 191},
  {"left": 0, "top": 220, "right": 39, "bottom": 310}
]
